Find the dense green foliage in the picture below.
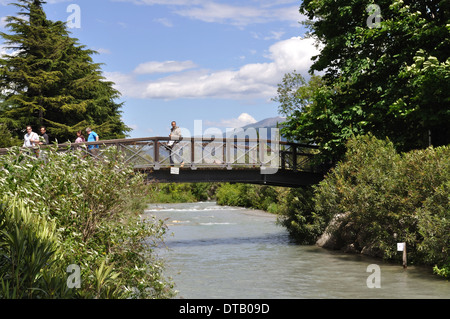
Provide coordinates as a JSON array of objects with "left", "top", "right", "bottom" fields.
[
  {"left": 0, "top": 197, "right": 70, "bottom": 298},
  {"left": 0, "top": 146, "right": 175, "bottom": 298},
  {"left": 0, "top": 123, "right": 21, "bottom": 148},
  {"left": 0, "top": 0, "right": 129, "bottom": 144},
  {"left": 216, "top": 135, "right": 450, "bottom": 277},
  {"left": 313, "top": 135, "right": 448, "bottom": 265},
  {"left": 276, "top": 186, "right": 325, "bottom": 245},
  {"left": 146, "top": 183, "right": 218, "bottom": 203},
  {"left": 216, "top": 183, "right": 280, "bottom": 214},
  {"left": 277, "top": 0, "right": 450, "bottom": 161}
]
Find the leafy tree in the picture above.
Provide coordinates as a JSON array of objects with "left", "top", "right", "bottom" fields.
[
  {"left": 274, "top": 72, "right": 353, "bottom": 161},
  {"left": 272, "top": 72, "right": 324, "bottom": 117},
  {"left": 0, "top": 0, "right": 130, "bottom": 143},
  {"left": 278, "top": 0, "right": 450, "bottom": 161}
]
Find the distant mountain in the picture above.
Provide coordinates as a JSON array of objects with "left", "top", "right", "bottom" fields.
[
  {"left": 241, "top": 116, "right": 286, "bottom": 130},
  {"left": 220, "top": 116, "right": 287, "bottom": 141}
]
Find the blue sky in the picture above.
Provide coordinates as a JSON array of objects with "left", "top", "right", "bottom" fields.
[{"left": 1, "top": 0, "right": 319, "bottom": 138}]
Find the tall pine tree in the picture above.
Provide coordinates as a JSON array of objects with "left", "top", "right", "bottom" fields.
[{"left": 0, "top": 0, "right": 130, "bottom": 143}]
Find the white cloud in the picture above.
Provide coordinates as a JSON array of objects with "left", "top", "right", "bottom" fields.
[
  {"left": 0, "top": 43, "right": 16, "bottom": 58},
  {"left": 175, "top": 3, "right": 263, "bottom": 26},
  {"left": 95, "top": 48, "right": 111, "bottom": 54},
  {"left": 105, "top": 37, "right": 320, "bottom": 101},
  {"left": 114, "top": 0, "right": 305, "bottom": 27},
  {"left": 45, "top": 0, "right": 72, "bottom": 3},
  {"left": 154, "top": 17, "right": 174, "bottom": 27},
  {"left": 205, "top": 113, "right": 257, "bottom": 128},
  {"left": 133, "top": 60, "right": 197, "bottom": 74},
  {"left": 0, "top": 16, "right": 7, "bottom": 29},
  {"left": 175, "top": 3, "right": 303, "bottom": 26},
  {"left": 264, "top": 31, "right": 285, "bottom": 40},
  {"left": 251, "top": 30, "right": 286, "bottom": 41},
  {"left": 113, "top": 0, "right": 202, "bottom": 5}
]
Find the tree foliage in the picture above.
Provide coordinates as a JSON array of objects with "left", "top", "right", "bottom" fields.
[
  {"left": 278, "top": 0, "right": 450, "bottom": 161},
  {"left": 0, "top": 0, "right": 130, "bottom": 143}
]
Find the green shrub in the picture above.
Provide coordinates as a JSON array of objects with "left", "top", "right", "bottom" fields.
[
  {"left": 216, "top": 183, "right": 253, "bottom": 207},
  {"left": 146, "top": 183, "right": 217, "bottom": 203},
  {"left": 276, "top": 134, "right": 449, "bottom": 277},
  {"left": 313, "top": 134, "right": 403, "bottom": 258},
  {"left": 416, "top": 179, "right": 450, "bottom": 270},
  {"left": 0, "top": 196, "right": 73, "bottom": 298},
  {"left": 0, "top": 146, "right": 175, "bottom": 298},
  {"left": 277, "top": 186, "right": 325, "bottom": 244},
  {"left": 309, "top": 134, "right": 449, "bottom": 275},
  {"left": 216, "top": 183, "right": 282, "bottom": 210},
  {"left": 0, "top": 124, "right": 21, "bottom": 148},
  {"left": 433, "top": 264, "right": 450, "bottom": 278}
]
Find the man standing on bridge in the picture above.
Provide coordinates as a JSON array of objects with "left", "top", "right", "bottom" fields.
[{"left": 169, "top": 121, "right": 184, "bottom": 167}]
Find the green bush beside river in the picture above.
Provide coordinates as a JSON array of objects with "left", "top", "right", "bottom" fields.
[
  {"left": 215, "top": 135, "right": 450, "bottom": 279},
  {"left": 0, "top": 146, "right": 175, "bottom": 298}
]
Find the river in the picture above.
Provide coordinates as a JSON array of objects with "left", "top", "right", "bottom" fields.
[{"left": 145, "top": 201, "right": 449, "bottom": 299}]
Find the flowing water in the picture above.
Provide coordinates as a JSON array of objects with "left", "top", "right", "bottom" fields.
[{"left": 145, "top": 201, "right": 449, "bottom": 299}]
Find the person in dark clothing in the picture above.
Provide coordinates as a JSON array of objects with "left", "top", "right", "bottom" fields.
[{"left": 39, "top": 126, "right": 49, "bottom": 145}]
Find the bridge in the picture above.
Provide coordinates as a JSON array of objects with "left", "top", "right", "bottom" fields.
[{"left": 0, "top": 136, "right": 326, "bottom": 187}]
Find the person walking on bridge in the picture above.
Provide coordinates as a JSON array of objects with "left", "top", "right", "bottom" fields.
[
  {"left": 39, "top": 126, "right": 49, "bottom": 145},
  {"left": 23, "top": 125, "right": 40, "bottom": 147},
  {"left": 75, "top": 130, "right": 85, "bottom": 144},
  {"left": 86, "top": 127, "right": 99, "bottom": 156},
  {"left": 23, "top": 125, "right": 40, "bottom": 157}
]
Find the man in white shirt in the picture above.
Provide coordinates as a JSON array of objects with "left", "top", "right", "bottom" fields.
[
  {"left": 23, "top": 125, "right": 40, "bottom": 147},
  {"left": 168, "top": 121, "right": 184, "bottom": 167},
  {"left": 169, "top": 121, "right": 182, "bottom": 141}
]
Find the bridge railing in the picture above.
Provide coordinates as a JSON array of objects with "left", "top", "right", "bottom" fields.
[{"left": 0, "top": 136, "right": 321, "bottom": 173}]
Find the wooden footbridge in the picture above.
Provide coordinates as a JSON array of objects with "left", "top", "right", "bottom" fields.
[{"left": 0, "top": 136, "right": 326, "bottom": 187}]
